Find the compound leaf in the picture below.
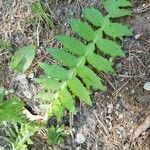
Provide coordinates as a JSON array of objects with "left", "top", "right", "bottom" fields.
[{"left": 36, "top": 4, "right": 132, "bottom": 122}]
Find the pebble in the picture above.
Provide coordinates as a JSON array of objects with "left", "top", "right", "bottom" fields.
[
  {"left": 143, "top": 82, "right": 150, "bottom": 91},
  {"left": 23, "top": 91, "right": 32, "bottom": 99},
  {"left": 124, "top": 143, "right": 130, "bottom": 150},
  {"left": 107, "top": 103, "right": 113, "bottom": 114},
  {"left": 76, "top": 133, "right": 86, "bottom": 144},
  {"left": 131, "top": 89, "right": 135, "bottom": 94},
  {"left": 134, "top": 33, "right": 141, "bottom": 39},
  {"left": 28, "top": 73, "right": 34, "bottom": 79},
  {"left": 119, "top": 114, "right": 123, "bottom": 119}
]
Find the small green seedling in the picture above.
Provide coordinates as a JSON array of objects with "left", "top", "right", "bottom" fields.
[{"left": 31, "top": 1, "right": 54, "bottom": 28}]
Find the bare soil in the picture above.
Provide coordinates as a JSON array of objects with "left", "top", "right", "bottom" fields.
[{"left": 0, "top": 0, "right": 150, "bottom": 150}]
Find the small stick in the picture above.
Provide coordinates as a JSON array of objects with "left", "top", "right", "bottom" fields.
[
  {"left": 23, "top": 108, "right": 44, "bottom": 121},
  {"left": 133, "top": 116, "right": 150, "bottom": 139}
]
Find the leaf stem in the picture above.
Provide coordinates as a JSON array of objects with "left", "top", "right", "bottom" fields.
[{"left": 44, "top": 15, "right": 110, "bottom": 122}]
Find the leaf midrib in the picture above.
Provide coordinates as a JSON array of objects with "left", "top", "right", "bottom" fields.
[{"left": 44, "top": 15, "right": 110, "bottom": 121}]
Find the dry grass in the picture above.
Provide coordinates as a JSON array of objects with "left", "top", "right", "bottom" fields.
[{"left": 0, "top": 0, "right": 36, "bottom": 37}]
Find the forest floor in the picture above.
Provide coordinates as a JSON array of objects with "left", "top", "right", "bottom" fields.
[{"left": 0, "top": 0, "right": 150, "bottom": 150}]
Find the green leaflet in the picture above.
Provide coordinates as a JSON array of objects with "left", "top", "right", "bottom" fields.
[
  {"left": 0, "top": 96, "right": 25, "bottom": 122},
  {"left": 31, "top": 1, "right": 43, "bottom": 14},
  {"left": 77, "top": 65, "right": 106, "bottom": 91},
  {"left": 35, "top": 78, "right": 62, "bottom": 91},
  {"left": 104, "top": 23, "right": 132, "bottom": 39},
  {"left": 48, "top": 125, "right": 66, "bottom": 144},
  {"left": 104, "top": 0, "right": 132, "bottom": 18},
  {"left": 47, "top": 48, "right": 79, "bottom": 68},
  {"left": 10, "top": 45, "right": 35, "bottom": 73},
  {"left": 50, "top": 100, "right": 64, "bottom": 120},
  {"left": 36, "top": 91, "right": 54, "bottom": 102},
  {"left": 69, "top": 19, "right": 95, "bottom": 41},
  {"left": 96, "top": 39, "right": 125, "bottom": 57},
  {"left": 31, "top": 1, "right": 53, "bottom": 28},
  {"left": 83, "top": 8, "right": 103, "bottom": 27},
  {"left": 39, "top": 63, "right": 69, "bottom": 80},
  {"left": 117, "top": 0, "right": 132, "bottom": 7},
  {"left": 56, "top": 35, "right": 86, "bottom": 56},
  {"left": 87, "top": 52, "right": 115, "bottom": 73},
  {"left": 14, "top": 122, "right": 40, "bottom": 150},
  {"left": 1, "top": 122, "right": 40, "bottom": 150},
  {"left": 59, "top": 88, "right": 76, "bottom": 114},
  {"left": 68, "top": 77, "right": 91, "bottom": 105}
]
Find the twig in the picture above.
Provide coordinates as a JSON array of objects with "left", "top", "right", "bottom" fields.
[
  {"left": 133, "top": 116, "right": 150, "bottom": 139},
  {"left": 23, "top": 109, "right": 44, "bottom": 121},
  {"left": 93, "top": 110, "right": 109, "bottom": 136},
  {"left": 112, "top": 78, "right": 132, "bottom": 96},
  {"left": 37, "top": 21, "right": 40, "bottom": 47}
]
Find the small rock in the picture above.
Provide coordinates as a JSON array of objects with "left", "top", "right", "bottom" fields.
[
  {"left": 116, "top": 63, "right": 122, "bottom": 69},
  {"left": 124, "top": 143, "right": 130, "bottom": 150},
  {"left": 76, "top": 133, "right": 86, "bottom": 144},
  {"left": 119, "top": 114, "right": 123, "bottom": 119},
  {"left": 115, "top": 111, "right": 119, "bottom": 116},
  {"left": 134, "top": 33, "right": 141, "bottom": 39},
  {"left": 107, "top": 103, "right": 113, "bottom": 114},
  {"left": 116, "top": 104, "right": 120, "bottom": 110},
  {"left": 28, "top": 73, "right": 34, "bottom": 79},
  {"left": 118, "top": 126, "right": 124, "bottom": 131},
  {"left": 23, "top": 91, "right": 32, "bottom": 99},
  {"left": 106, "top": 115, "right": 113, "bottom": 121},
  {"left": 143, "top": 82, "right": 150, "bottom": 91},
  {"left": 131, "top": 89, "right": 135, "bottom": 94}
]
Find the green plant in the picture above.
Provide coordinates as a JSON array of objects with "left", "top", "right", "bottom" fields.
[
  {"left": 0, "top": 122, "right": 40, "bottom": 150},
  {"left": 31, "top": 0, "right": 54, "bottom": 28},
  {"left": 12, "top": 123, "right": 40, "bottom": 150},
  {"left": 0, "top": 88, "right": 25, "bottom": 123},
  {"left": 48, "top": 125, "right": 68, "bottom": 144},
  {"left": 0, "top": 38, "right": 10, "bottom": 50},
  {"left": 36, "top": 0, "right": 132, "bottom": 122},
  {"left": 5, "top": 0, "right": 132, "bottom": 146},
  {"left": 10, "top": 45, "right": 35, "bottom": 73},
  {"left": 0, "top": 88, "right": 41, "bottom": 149}
]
